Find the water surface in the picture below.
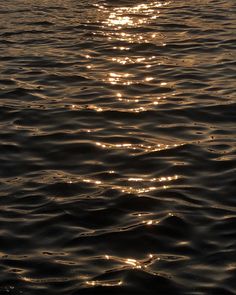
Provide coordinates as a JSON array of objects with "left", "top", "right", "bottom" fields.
[{"left": 0, "top": 0, "right": 236, "bottom": 294}]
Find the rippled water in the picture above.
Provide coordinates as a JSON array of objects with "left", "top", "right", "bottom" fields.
[{"left": 0, "top": 0, "right": 236, "bottom": 294}]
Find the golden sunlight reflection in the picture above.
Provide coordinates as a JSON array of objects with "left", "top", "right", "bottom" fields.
[
  {"left": 143, "top": 219, "right": 160, "bottom": 225},
  {"left": 104, "top": 72, "right": 160, "bottom": 86},
  {"left": 103, "top": 253, "right": 160, "bottom": 270},
  {"left": 76, "top": 175, "right": 179, "bottom": 195},
  {"left": 102, "top": 69, "right": 169, "bottom": 90},
  {"left": 95, "top": 1, "right": 170, "bottom": 44},
  {"left": 34, "top": 165, "right": 180, "bottom": 196},
  {"left": 110, "top": 56, "right": 160, "bottom": 65},
  {"left": 119, "top": 174, "right": 178, "bottom": 194},
  {"left": 69, "top": 99, "right": 174, "bottom": 114},
  {"left": 113, "top": 92, "right": 172, "bottom": 109},
  {"left": 106, "top": 72, "right": 133, "bottom": 85},
  {"left": 95, "top": 141, "right": 182, "bottom": 153},
  {"left": 128, "top": 175, "right": 178, "bottom": 182},
  {"left": 66, "top": 173, "right": 178, "bottom": 195},
  {"left": 108, "top": 31, "right": 165, "bottom": 43},
  {"left": 86, "top": 280, "right": 123, "bottom": 287},
  {"left": 103, "top": 2, "right": 170, "bottom": 29},
  {"left": 65, "top": 89, "right": 176, "bottom": 114},
  {"left": 83, "top": 179, "right": 102, "bottom": 185}
]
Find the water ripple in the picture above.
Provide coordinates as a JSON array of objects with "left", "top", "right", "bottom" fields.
[{"left": 0, "top": 0, "right": 235, "bottom": 294}]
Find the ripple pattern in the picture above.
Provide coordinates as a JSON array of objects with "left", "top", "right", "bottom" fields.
[{"left": 0, "top": 0, "right": 236, "bottom": 294}]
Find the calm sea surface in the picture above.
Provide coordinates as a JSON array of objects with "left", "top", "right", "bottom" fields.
[{"left": 0, "top": 0, "right": 236, "bottom": 294}]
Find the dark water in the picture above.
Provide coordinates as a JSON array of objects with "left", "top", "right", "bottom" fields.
[{"left": 0, "top": 0, "right": 236, "bottom": 294}]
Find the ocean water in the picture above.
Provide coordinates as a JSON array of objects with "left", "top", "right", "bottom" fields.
[{"left": 0, "top": 0, "right": 235, "bottom": 294}]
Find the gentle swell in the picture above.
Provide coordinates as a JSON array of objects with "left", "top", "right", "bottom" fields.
[{"left": 0, "top": 0, "right": 236, "bottom": 294}]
